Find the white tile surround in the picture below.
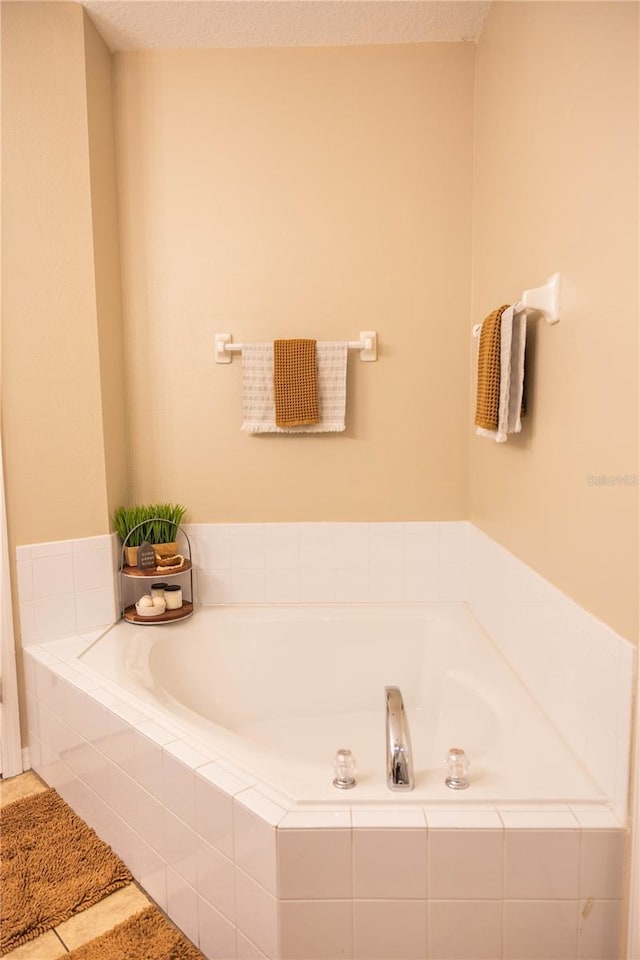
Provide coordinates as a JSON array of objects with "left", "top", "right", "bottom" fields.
[
  {"left": 16, "top": 521, "right": 635, "bottom": 960},
  {"left": 16, "top": 534, "right": 119, "bottom": 644},
  {"left": 466, "top": 526, "right": 635, "bottom": 823},
  {"left": 185, "top": 521, "right": 467, "bottom": 605}
]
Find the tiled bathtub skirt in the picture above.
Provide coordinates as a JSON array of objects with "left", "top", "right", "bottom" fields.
[{"left": 24, "top": 642, "right": 627, "bottom": 960}]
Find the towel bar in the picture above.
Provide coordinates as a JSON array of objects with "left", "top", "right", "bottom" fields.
[
  {"left": 472, "top": 274, "right": 560, "bottom": 337},
  {"left": 215, "top": 331, "right": 377, "bottom": 363}
]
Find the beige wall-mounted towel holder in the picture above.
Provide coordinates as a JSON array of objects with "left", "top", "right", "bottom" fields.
[
  {"left": 215, "top": 331, "right": 377, "bottom": 363},
  {"left": 472, "top": 274, "right": 560, "bottom": 337}
]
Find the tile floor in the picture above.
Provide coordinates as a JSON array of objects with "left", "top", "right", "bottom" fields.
[{"left": 0, "top": 771, "right": 200, "bottom": 959}]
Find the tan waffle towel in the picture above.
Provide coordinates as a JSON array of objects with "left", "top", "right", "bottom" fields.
[
  {"left": 242, "top": 342, "right": 348, "bottom": 433},
  {"left": 477, "top": 303, "right": 527, "bottom": 442},
  {"left": 474, "top": 304, "right": 509, "bottom": 430},
  {"left": 274, "top": 339, "right": 319, "bottom": 428}
]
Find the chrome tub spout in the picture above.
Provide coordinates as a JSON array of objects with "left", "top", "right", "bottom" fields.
[{"left": 385, "top": 685, "right": 414, "bottom": 791}]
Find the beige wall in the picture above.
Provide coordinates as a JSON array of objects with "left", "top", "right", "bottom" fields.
[
  {"left": 470, "top": 1, "right": 639, "bottom": 640},
  {"left": 83, "top": 11, "right": 130, "bottom": 519},
  {"left": 114, "top": 44, "right": 475, "bottom": 521},
  {"left": 1, "top": 2, "right": 124, "bottom": 548}
]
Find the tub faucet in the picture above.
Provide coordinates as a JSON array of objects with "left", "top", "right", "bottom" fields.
[{"left": 385, "top": 686, "right": 414, "bottom": 791}]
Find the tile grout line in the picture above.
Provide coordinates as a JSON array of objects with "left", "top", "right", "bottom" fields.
[{"left": 52, "top": 928, "right": 70, "bottom": 953}]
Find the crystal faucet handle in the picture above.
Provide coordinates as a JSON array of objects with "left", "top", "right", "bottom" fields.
[
  {"left": 333, "top": 748, "right": 357, "bottom": 789},
  {"left": 445, "top": 747, "right": 470, "bottom": 790}
]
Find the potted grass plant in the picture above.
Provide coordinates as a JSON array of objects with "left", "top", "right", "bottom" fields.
[
  {"left": 148, "top": 502, "right": 187, "bottom": 558},
  {"left": 113, "top": 502, "right": 186, "bottom": 567}
]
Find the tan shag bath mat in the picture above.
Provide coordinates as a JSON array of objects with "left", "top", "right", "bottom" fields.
[
  {"left": 0, "top": 788, "right": 132, "bottom": 954},
  {"left": 67, "top": 905, "right": 204, "bottom": 959}
]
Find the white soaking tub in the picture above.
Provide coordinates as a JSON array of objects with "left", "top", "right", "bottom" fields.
[{"left": 79, "top": 602, "right": 603, "bottom": 805}]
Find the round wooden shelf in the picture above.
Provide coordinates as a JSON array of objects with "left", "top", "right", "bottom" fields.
[
  {"left": 123, "top": 601, "right": 194, "bottom": 624},
  {"left": 122, "top": 560, "right": 192, "bottom": 579}
]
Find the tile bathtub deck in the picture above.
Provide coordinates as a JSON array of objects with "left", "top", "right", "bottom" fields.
[{"left": 0, "top": 771, "right": 200, "bottom": 959}]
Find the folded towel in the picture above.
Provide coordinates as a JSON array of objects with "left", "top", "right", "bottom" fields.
[
  {"left": 242, "top": 342, "right": 348, "bottom": 433},
  {"left": 475, "top": 303, "right": 527, "bottom": 443},
  {"left": 274, "top": 339, "right": 319, "bottom": 428},
  {"left": 474, "top": 304, "right": 509, "bottom": 431}
]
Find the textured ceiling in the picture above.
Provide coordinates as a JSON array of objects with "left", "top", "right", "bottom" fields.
[{"left": 83, "top": 1, "right": 492, "bottom": 52}]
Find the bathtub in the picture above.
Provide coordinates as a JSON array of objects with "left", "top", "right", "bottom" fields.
[
  {"left": 79, "top": 602, "right": 603, "bottom": 805},
  {"left": 26, "top": 600, "right": 627, "bottom": 959}
]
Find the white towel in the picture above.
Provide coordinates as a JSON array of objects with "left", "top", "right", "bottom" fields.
[
  {"left": 476, "top": 303, "right": 527, "bottom": 443},
  {"left": 241, "top": 341, "right": 348, "bottom": 433}
]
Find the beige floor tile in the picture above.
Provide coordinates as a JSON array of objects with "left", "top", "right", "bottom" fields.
[
  {"left": 55, "top": 883, "right": 150, "bottom": 950},
  {"left": 0, "top": 771, "right": 48, "bottom": 808},
  {"left": 2, "top": 930, "right": 68, "bottom": 959}
]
